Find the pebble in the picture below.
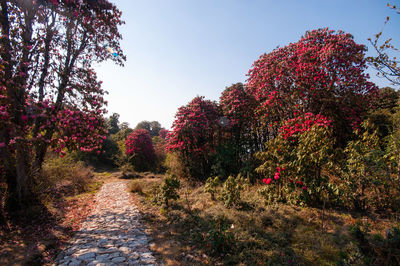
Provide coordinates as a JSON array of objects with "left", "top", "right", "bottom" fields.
[{"left": 53, "top": 181, "right": 161, "bottom": 265}]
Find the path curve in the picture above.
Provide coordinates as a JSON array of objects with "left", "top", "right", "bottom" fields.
[{"left": 54, "top": 180, "right": 160, "bottom": 266}]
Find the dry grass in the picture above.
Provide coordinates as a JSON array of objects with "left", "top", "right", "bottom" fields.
[
  {"left": 130, "top": 180, "right": 143, "bottom": 194},
  {"left": 130, "top": 176, "right": 400, "bottom": 265}
]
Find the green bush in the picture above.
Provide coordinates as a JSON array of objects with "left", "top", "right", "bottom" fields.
[
  {"left": 204, "top": 176, "right": 220, "bottom": 200},
  {"left": 343, "top": 121, "right": 399, "bottom": 211},
  {"left": 153, "top": 174, "right": 180, "bottom": 206},
  {"left": 256, "top": 123, "right": 337, "bottom": 206},
  {"left": 204, "top": 216, "right": 236, "bottom": 255},
  {"left": 221, "top": 175, "right": 242, "bottom": 207}
]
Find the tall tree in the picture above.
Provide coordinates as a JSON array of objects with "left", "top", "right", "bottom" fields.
[
  {"left": 135, "top": 120, "right": 163, "bottom": 137},
  {"left": 107, "top": 113, "right": 120, "bottom": 135},
  {"left": 0, "top": 0, "right": 125, "bottom": 210}
]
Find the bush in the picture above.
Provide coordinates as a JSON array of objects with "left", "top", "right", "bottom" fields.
[
  {"left": 40, "top": 154, "right": 94, "bottom": 196},
  {"left": 346, "top": 221, "right": 400, "bottom": 265},
  {"left": 343, "top": 121, "right": 399, "bottom": 211},
  {"left": 256, "top": 114, "right": 337, "bottom": 206},
  {"left": 126, "top": 129, "right": 156, "bottom": 172},
  {"left": 153, "top": 174, "right": 180, "bottom": 206},
  {"left": 221, "top": 175, "right": 243, "bottom": 207},
  {"left": 164, "top": 153, "right": 188, "bottom": 178},
  {"left": 119, "top": 163, "right": 139, "bottom": 179},
  {"left": 204, "top": 176, "right": 220, "bottom": 200},
  {"left": 130, "top": 180, "right": 143, "bottom": 194},
  {"left": 204, "top": 216, "right": 236, "bottom": 255}
]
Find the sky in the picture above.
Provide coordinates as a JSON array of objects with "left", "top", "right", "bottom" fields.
[{"left": 95, "top": 0, "right": 400, "bottom": 130}]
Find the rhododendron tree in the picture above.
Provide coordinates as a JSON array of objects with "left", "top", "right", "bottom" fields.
[
  {"left": 257, "top": 113, "right": 338, "bottom": 205},
  {"left": 247, "top": 28, "right": 377, "bottom": 146},
  {"left": 158, "top": 129, "right": 169, "bottom": 140},
  {"left": 216, "top": 83, "right": 260, "bottom": 177},
  {"left": 167, "top": 96, "right": 220, "bottom": 179},
  {"left": 126, "top": 129, "right": 155, "bottom": 171},
  {"left": 0, "top": 0, "right": 125, "bottom": 209}
]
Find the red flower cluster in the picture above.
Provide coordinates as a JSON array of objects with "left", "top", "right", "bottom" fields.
[{"left": 278, "top": 113, "right": 331, "bottom": 140}]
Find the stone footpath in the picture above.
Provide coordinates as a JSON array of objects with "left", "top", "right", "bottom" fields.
[{"left": 54, "top": 181, "right": 160, "bottom": 266}]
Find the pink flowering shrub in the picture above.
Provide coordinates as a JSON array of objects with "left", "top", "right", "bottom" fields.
[
  {"left": 126, "top": 129, "right": 156, "bottom": 171},
  {"left": 257, "top": 113, "right": 338, "bottom": 205}
]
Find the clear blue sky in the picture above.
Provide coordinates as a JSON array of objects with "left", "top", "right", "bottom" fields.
[{"left": 95, "top": 0, "right": 400, "bottom": 130}]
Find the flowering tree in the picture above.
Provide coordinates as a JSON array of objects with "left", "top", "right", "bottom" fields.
[
  {"left": 126, "top": 129, "right": 155, "bottom": 171},
  {"left": 158, "top": 129, "right": 169, "bottom": 139},
  {"left": 217, "top": 83, "right": 259, "bottom": 177},
  {"left": 0, "top": 0, "right": 125, "bottom": 209},
  {"left": 167, "top": 96, "right": 220, "bottom": 179},
  {"left": 247, "top": 28, "right": 377, "bottom": 146}
]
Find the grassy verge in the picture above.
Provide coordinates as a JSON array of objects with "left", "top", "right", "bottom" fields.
[{"left": 130, "top": 175, "right": 400, "bottom": 265}]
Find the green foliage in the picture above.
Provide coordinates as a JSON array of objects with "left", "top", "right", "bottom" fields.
[
  {"left": 204, "top": 216, "right": 236, "bottom": 255},
  {"left": 106, "top": 113, "right": 121, "bottom": 135},
  {"left": 347, "top": 221, "right": 400, "bottom": 265},
  {"left": 257, "top": 122, "right": 337, "bottom": 206},
  {"left": 211, "top": 144, "right": 238, "bottom": 179},
  {"left": 344, "top": 121, "right": 393, "bottom": 211},
  {"left": 164, "top": 153, "right": 188, "bottom": 179},
  {"left": 204, "top": 176, "right": 220, "bottom": 200},
  {"left": 152, "top": 136, "right": 167, "bottom": 173},
  {"left": 153, "top": 174, "right": 180, "bottom": 206},
  {"left": 73, "top": 137, "right": 120, "bottom": 167},
  {"left": 135, "top": 121, "right": 164, "bottom": 137},
  {"left": 221, "top": 175, "right": 243, "bottom": 207}
]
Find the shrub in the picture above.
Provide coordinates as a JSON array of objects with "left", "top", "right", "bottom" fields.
[
  {"left": 204, "top": 216, "right": 236, "bottom": 255},
  {"left": 40, "top": 154, "right": 94, "bottom": 196},
  {"left": 343, "top": 121, "right": 398, "bottom": 211},
  {"left": 166, "top": 96, "right": 220, "bottom": 180},
  {"left": 119, "top": 163, "right": 138, "bottom": 179},
  {"left": 130, "top": 181, "right": 143, "bottom": 194},
  {"left": 256, "top": 114, "right": 337, "bottom": 206},
  {"left": 164, "top": 153, "right": 188, "bottom": 178},
  {"left": 221, "top": 175, "right": 242, "bottom": 207},
  {"left": 204, "top": 176, "right": 220, "bottom": 200},
  {"left": 153, "top": 174, "right": 180, "bottom": 206}
]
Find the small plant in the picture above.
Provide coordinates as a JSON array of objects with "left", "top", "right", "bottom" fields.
[
  {"left": 119, "top": 163, "right": 137, "bottom": 179},
  {"left": 221, "top": 175, "right": 242, "bottom": 207},
  {"left": 204, "top": 216, "right": 236, "bottom": 255},
  {"left": 157, "top": 174, "right": 180, "bottom": 206},
  {"left": 204, "top": 176, "right": 220, "bottom": 200},
  {"left": 130, "top": 180, "right": 143, "bottom": 194}
]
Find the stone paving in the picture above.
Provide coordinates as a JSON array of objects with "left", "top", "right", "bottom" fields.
[{"left": 54, "top": 181, "right": 161, "bottom": 266}]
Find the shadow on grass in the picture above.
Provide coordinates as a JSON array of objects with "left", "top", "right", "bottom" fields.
[
  {"left": 141, "top": 201, "right": 304, "bottom": 265},
  {"left": 0, "top": 200, "right": 74, "bottom": 265}
]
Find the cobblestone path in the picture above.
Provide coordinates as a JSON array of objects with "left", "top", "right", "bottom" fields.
[{"left": 54, "top": 181, "right": 160, "bottom": 266}]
